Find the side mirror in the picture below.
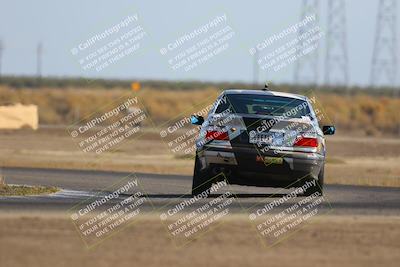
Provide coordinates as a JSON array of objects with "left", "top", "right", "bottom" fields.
[
  {"left": 190, "top": 115, "right": 204, "bottom": 125},
  {"left": 322, "top": 125, "right": 336, "bottom": 135}
]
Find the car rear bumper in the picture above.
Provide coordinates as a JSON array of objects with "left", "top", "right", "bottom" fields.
[{"left": 198, "top": 144, "right": 324, "bottom": 187}]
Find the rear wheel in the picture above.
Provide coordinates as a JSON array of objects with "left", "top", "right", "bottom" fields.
[
  {"left": 303, "top": 165, "right": 324, "bottom": 196},
  {"left": 191, "top": 155, "right": 213, "bottom": 196}
]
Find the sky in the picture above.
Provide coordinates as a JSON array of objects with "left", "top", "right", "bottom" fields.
[{"left": 0, "top": 0, "right": 396, "bottom": 87}]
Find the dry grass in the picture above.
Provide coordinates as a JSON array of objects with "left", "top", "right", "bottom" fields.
[
  {"left": 0, "top": 214, "right": 399, "bottom": 267},
  {"left": 0, "top": 175, "right": 5, "bottom": 189},
  {"left": 1, "top": 85, "right": 400, "bottom": 134},
  {"left": 0, "top": 129, "right": 399, "bottom": 187},
  {"left": 0, "top": 85, "right": 221, "bottom": 125},
  {"left": 0, "top": 185, "right": 58, "bottom": 196},
  {"left": 314, "top": 93, "right": 400, "bottom": 135}
]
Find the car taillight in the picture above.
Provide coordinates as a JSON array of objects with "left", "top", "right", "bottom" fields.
[
  {"left": 293, "top": 136, "right": 318, "bottom": 147},
  {"left": 206, "top": 130, "right": 229, "bottom": 141}
]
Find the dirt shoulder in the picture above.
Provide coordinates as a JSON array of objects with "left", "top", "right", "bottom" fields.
[
  {"left": 0, "top": 213, "right": 398, "bottom": 267},
  {"left": 0, "top": 128, "right": 399, "bottom": 187},
  {"left": 0, "top": 184, "right": 58, "bottom": 196}
]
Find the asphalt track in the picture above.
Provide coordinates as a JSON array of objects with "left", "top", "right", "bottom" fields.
[{"left": 0, "top": 167, "right": 399, "bottom": 216}]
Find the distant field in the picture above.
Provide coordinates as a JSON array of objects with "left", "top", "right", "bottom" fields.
[
  {"left": 1, "top": 78, "right": 399, "bottom": 187},
  {"left": 0, "top": 128, "right": 399, "bottom": 187},
  {"left": 0, "top": 83, "right": 400, "bottom": 135},
  {"left": 1, "top": 75, "right": 398, "bottom": 95}
]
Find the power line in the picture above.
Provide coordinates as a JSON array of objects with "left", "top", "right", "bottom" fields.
[
  {"left": 294, "top": 0, "right": 320, "bottom": 86},
  {"left": 36, "top": 42, "right": 43, "bottom": 87},
  {"left": 370, "top": 0, "right": 398, "bottom": 88},
  {"left": 37, "top": 42, "right": 43, "bottom": 78},
  {"left": 325, "top": 0, "right": 349, "bottom": 87}
]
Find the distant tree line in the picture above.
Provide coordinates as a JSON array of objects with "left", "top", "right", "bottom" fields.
[{"left": 0, "top": 75, "right": 399, "bottom": 97}]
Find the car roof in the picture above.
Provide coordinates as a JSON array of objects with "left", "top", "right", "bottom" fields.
[{"left": 222, "top": 89, "right": 308, "bottom": 101}]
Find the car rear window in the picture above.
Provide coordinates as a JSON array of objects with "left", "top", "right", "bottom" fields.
[{"left": 216, "top": 94, "right": 311, "bottom": 118}]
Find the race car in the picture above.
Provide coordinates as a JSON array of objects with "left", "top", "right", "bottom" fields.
[{"left": 190, "top": 88, "right": 335, "bottom": 196}]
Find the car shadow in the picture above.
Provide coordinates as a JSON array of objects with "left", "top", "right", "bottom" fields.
[{"left": 120, "top": 193, "right": 299, "bottom": 199}]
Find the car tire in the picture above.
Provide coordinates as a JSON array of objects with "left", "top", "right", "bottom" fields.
[
  {"left": 304, "top": 165, "right": 324, "bottom": 196},
  {"left": 191, "top": 155, "right": 213, "bottom": 196}
]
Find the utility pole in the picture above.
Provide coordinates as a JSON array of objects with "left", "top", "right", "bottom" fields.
[
  {"left": 0, "top": 40, "right": 3, "bottom": 82},
  {"left": 325, "top": 0, "right": 349, "bottom": 88},
  {"left": 253, "top": 50, "right": 259, "bottom": 88},
  {"left": 370, "top": 0, "right": 398, "bottom": 89},
  {"left": 36, "top": 42, "right": 43, "bottom": 85},
  {"left": 294, "top": 0, "right": 320, "bottom": 87}
]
